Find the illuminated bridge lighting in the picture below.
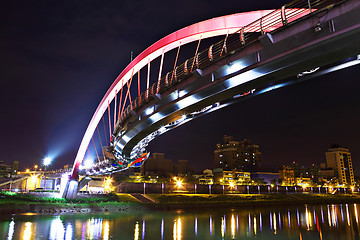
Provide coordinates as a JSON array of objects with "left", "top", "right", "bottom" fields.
[{"left": 64, "top": 0, "right": 360, "bottom": 189}]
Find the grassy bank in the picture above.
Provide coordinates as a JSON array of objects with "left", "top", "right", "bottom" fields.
[
  {"left": 145, "top": 193, "right": 360, "bottom": 209},
  {"left": 0, "top": 192, "right": 140, "bottom": 214}
]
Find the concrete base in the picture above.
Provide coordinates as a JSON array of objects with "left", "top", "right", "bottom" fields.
[{"left": 62, "top": 179, "right": 79, "bottom": 199}]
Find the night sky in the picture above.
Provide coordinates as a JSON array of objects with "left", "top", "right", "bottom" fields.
[{"left": 1, "top": 0, "right": 360, "bottom": 173}]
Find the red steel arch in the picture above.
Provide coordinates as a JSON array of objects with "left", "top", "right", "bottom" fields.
[{"left": 71, "top": 10, "right": 275, "bottom": 179}]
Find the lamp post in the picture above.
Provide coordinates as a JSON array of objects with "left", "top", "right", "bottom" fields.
[{"left": 42, "top": 157, "right": 52, "bottom": 190}]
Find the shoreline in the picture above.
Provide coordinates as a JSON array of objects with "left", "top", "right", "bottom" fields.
[
  {"left": 144, "top": 193, "right": 360, "bottom": 210},
  {"left": 1, "top": 193, "right": 360, "bottom": 214}
]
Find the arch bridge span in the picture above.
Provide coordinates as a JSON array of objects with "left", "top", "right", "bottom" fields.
[{"left": 72, "top": 0, "right": 360, "bottom": 179}]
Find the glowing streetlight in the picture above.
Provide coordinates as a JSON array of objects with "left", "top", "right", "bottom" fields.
[
  {"left": 176, "top": 180, "right": 182, "bottom": 189},
  {"left": 42, "top": 157, "right": 52, "bottom": 190},
  {"left": 43, "top": 157, "right": 52, "bottom": 167}
]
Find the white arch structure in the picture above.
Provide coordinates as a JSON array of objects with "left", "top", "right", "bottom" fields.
[{"left": 71, "top": 7, "right": 315, "bottom": 178}]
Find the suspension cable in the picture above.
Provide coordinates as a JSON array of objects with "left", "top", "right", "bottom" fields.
[
  {"left": 220, "top": 32, "right": 229, "bottom": 57},
  {"left": 171, "top": 42, "right": 181, "bottom": 82},
  {"left": 107, "top": 100, "right": 112, "bottom": 142},
  {"left": 117, "top": 79, "right": 124, "bottom": 121},
  {"left": 91, "top": 137, "right": 100, "bottom": 162},
  {"left": 190, "top": 37, "right": 201, "bottom": 72},
  {"left": 102, "top": 115, "right": 109, "bottom": 146},
  {"left": 96, "top": 126, "right": 104, "bottom": 156},
  {"left": 86, "top": 146, "right": 92, "bottom": 160},
  {"left": 137, "top": 71, "right": 141, "bottom": 97},
  {"left": 121, "top": 69, "right": 135, "bottom": 115},
  {"left": 113, "top": 90, "right": 117, "bottom": 129},
  {"left": 157, "top": 49, "right": 165, "bottom": 93},
  {"left": 146, "top": 59, "right": 150, "bottom": 101},
  {"left": 127, "top": 77, "right": 132, "bottom": 105}
]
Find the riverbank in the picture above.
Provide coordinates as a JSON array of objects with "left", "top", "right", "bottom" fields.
[
  {"left": 0, "top": 192, "right": 142, "bottom": 214},
  {"left": 146, "top": 193, "right": 360, "bottom": 210},
  {"left": 1, "top": 191, "right": 360, "bottom": 214}
]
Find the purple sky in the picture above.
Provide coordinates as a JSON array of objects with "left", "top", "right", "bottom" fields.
[{"left": 1, "top": 0, "right": 360, "bottom": 173}]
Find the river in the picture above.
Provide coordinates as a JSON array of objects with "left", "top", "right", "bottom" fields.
[{"left": 1, "top": 203, "right": 360, "bottom": 239}]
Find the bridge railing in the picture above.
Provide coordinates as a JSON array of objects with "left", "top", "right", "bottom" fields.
[{"left": 117, "top": 0, "right": 341, "bottom": 127}]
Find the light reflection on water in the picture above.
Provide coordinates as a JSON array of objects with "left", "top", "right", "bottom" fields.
[{"left": 0, "top": 204, "right": 360, "bottom": 239}]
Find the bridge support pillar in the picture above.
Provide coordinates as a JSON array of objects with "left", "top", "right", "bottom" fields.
[
  {"left": 61, "top": 176, "right": 92, "bottom": 199},
  {"left": 61, "top": 179, "right": 79, "bottom": 199}
]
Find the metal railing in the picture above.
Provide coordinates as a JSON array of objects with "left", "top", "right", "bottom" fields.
[{"left": 117, "top": 0, "right": 342, "bottom": 128}]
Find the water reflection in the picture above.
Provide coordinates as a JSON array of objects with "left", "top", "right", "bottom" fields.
[
  {"left": 7, "top": 219, "right": 14, "bottom": 240},
  {"left": 1, "top": 203, "right": 360, "bottom": 239},
  {"left": 161, "top": 219, "right": 164, "bottom": 240},
  {"left": 23, "top": 222, "right": 32, "bottom": 240},
  {"left": 142, "top": 220, "right": 145, "bottom": 240},
  {"left": 134, "top": 221, "right": 139, "bottom": 240},
  {"left": 230, "top": 214, "right": 235, "bottom": 238},
  {"left": 173, "top": 217, "right": 181, "bottom": 240},
  {"left": 49, "top": 217, "right": 64, "bottom": 240},
  {"left": 194, "top": 217, "right": 197, "bottom": 237},
  {"left": 355, "top": 203, "right": 359, "bottom": 224},
  {"left": 221, "top": 215, "right": 225, "bottom": 238},
  {"left": 65, "top": 223, "right": 72, "bottom": 240},
  {"left": 103, "top": 221, "right": 109, "bottom": 240}
]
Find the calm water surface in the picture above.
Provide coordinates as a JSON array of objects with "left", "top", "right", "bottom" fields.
[{"left": 1, "top": 203, "right": 360, "bottom": 239}]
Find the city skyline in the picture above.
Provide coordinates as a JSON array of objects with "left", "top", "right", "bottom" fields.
[{"left": 1, "top": 0, "right": 360, "bottom": 173}]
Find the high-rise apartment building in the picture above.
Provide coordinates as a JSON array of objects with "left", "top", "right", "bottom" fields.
[
  {"left": 325, "top": 144, "right": 354, "bottom": 186},
  {"left": 214, "top": 135, "right": 261, "bottom": 171}
]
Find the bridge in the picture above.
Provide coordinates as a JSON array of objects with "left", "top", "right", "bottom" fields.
[{"left": 63, "top": 0, "right": 360, "bottom": 198}]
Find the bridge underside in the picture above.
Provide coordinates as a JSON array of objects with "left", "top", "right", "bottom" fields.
[
  {"left": 113, "top": 0, "right": 360, "bottom": 162},
  {"left": 74, "top": 0, "right": 360, "bottom": 178}
]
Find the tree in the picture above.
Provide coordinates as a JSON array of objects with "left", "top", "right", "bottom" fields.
[
  {"left": 271, "top": 178, "right": 278, "bottom": 186},
  {"left": 252, "top": 178, "right": 266, "bottom": 186}
]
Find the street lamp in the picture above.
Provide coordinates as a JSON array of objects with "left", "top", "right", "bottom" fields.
[
  {"left": 43, "top": 157, "right": 52, "bottom": 169},
  {"left": 176, "top": 180, "right": 182, "bottom": 189},
  {"left": 42, "top": 157, "right": 52, "bottom": 190}
]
